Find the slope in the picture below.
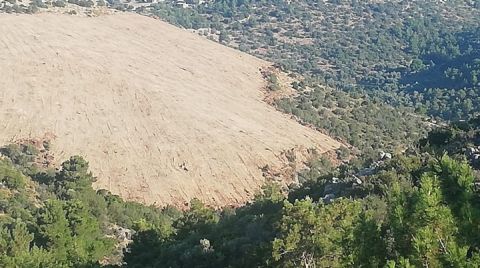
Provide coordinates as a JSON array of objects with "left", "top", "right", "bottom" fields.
[{"left": 0, "top": 13, "right": 342, "bottom": 207}]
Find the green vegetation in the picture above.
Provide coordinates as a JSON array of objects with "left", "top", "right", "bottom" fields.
[
  {"left": 2, "top": 118, "right": 480, "bottom": 267},
  {"left": 3, "top": 0, "right": 479, "bottom": 161},
  {"left": 137, "top": 0, "right": 480, "bottom": 159},
  {"left": 0, "top": 143, "right": 179, "bottom": 267},
  {"left": 2, "top": 1, "right": 480, "bottom": 267},
  {"left": 274, "top": 80, "right": 425, "bottom": 159},
  {"left": 122, "top": 118, "right": 480, "bottom": 267},
  {"left": 266, "top": 73, "right": 280, "bottom": 91},
  {"left": 143, "top": 0, "right": 480, "bottom": 120},
  {"left": 0, "top": 0, "right": 107, "bottom": 13}
]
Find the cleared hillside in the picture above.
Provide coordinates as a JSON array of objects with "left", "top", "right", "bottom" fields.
[{"left": 0, "top": 13, "right": 341, "bottom": 207}]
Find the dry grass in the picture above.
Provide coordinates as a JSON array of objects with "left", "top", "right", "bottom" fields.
[{"left": 0, "top": 13, "right": 341, "bottom": 207}]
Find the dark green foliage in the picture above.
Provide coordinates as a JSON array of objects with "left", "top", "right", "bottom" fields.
[
  {"left": 67, "top": 0, "right": 94, "bottom": 7},
  {"left": 53, "top": 0, "right": 66, "bottom": 7},
  {"left": 124, "top": 183, "right": 284, "bottom": 268},
  {"left": 0, "top": 143, "right": 40, "bottom": 176},
  {"left": 0, "top": 220, "right": 60, "bottom": 267},
  {"left": 0, "top": 160, "right": 27, "bottom": 189},
  {"left": 420, "top": 116, "right": 480, "bottom": 158},
  {"left": 275, "top": 85, "right": 427, "bottom": 159},
  {"left": 122, "top": 124, "right": 480, "bottom": 267},
  {"left": 272, "top": 198, "right": 362, "bottom": 267},
  {"left": 2, "top": 122, "right": 480, "bottom": 267},
  {"left": 0, "top": 144, "right": 178, "bottom": 267}
]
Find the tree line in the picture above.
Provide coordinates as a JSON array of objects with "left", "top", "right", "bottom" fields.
[{"left": 2, "top": 118, "right": 480, "bottom": 267}]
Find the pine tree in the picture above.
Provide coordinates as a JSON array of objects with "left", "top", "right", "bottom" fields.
[{"left": 272, "top": 198, "right": 362, "bottom": 267}]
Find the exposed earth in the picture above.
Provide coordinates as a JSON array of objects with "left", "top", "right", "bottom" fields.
[{"left": 0, "top": 13, "right": 342, "bottom": 207}]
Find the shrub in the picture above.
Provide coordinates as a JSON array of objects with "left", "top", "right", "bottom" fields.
[{"left": 53, "top": 0, "right": 66, "bottom": 7}]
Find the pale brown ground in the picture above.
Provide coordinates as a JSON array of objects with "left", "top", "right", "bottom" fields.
[{"left": 0, "top": 13, "right": 341, "bottom": 207}]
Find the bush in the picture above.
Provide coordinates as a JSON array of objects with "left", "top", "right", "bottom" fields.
[
  {"left": 0, "top": 160, "right": 26, "bottom": 189},
  {"left": 268, "top": 73, "right": 281, "bottom": 91},
  {"left": 53, "top": 0, "right": 66, "bottom": 7}
]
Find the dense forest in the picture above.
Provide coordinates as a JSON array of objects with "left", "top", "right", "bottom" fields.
[{"left": 2, "top": 117, "right": 480, "bottom": 267}]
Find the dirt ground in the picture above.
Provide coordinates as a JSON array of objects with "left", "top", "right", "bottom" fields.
[{"left": 0, "top": 13, "right": 342, "bottom": 207}]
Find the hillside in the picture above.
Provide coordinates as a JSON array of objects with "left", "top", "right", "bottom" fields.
[
  {"left": 133, "top": 0, "right": 480, "bottom": 159},
  {"left": 0, "top": 13, "right": 341, "bottom": 207}
]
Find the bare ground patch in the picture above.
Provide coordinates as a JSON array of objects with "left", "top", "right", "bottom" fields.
[{"left": 0, "top": 13, "right": 342, "bottom": 207}]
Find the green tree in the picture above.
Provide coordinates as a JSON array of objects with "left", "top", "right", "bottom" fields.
[
  {"left": 0, "top": 220, "right": 61, "bottom": 267},
  {"left": 36, "top": 200, "right": 72, "bottom": 264},
  {"left": 64, "top": 200, "right": 114, "bottom": 264},
  {"left": 409, "top": 173, "right": 458, "bottom": 266},
  {"left": 272, "top": 198, "right": 362, "bottom": 267}
]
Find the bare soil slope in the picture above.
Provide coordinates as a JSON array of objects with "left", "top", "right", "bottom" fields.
[{"left": 0, "top": 13, "right": 341, "bottom": 207}]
